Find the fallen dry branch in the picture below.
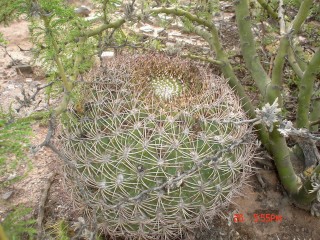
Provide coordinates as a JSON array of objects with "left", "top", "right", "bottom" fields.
[
  {"left": 36, "top": 171, "right": 57, "bottom": 240},
  {"left": 15, "top": 82, "right": 53, "bottom": 112}
]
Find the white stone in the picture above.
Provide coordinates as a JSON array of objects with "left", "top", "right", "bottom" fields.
[
  {"left": 158, "top": 13, "right": 173, "bottom": 20},
  {"left": 101, "top": 51, "right": 114, "bottom": 58},
  {"left": 25, "top": 78, "right": 33, "bottom": 82},
  {"left": 85, "top": 15, "right": 100, "bottom": 21},
  {"left": 168, "top": 30, "right": 182, "bottom": 37},
  {"left": 7, "top": 84, "right": 15, "bottom": 89},
  {"left": 155, "top": 27, "right": 165, "bottom": 33},
  {"left": 140, "top": 25, "right": 154, "bottom": 33},
  {"left": 7, "top": 172, "right": 17, "bottom": 180},
  {"left": 74, "top": 5, "right": 91, "bottom": 17},
  {"left": 152, "top": 27, "right": 165, "bottom": 37},
  {"left": 298, "top": 36, "right": 307, "bottom": 43},
  {"left": 1, "top": 191, "right": 14, "bottom": 200},
  {"left": 165, "top": 42, "right": 175, "bottom": 48}
]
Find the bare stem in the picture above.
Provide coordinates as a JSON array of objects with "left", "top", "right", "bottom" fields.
[
  {"left": 296, "top": 48, "right": 320, "bottom": 129},
  {"left": 267, "top": 36, "right": 289, "bottom": 105},
  {"left": 102, "top": 0, "right": 110, "bottom": 23},
  {"left": 42, "top": 17, "right": 72, "bottom": 93},
  {"left": 40, "top": 16, "right": 74, "bottom": 119},
  {"left": 181, "top": 53, "right": 222, "bottom": 65},
  {"left": 234, "top": 0, "right": 310, "bottom": 196},
  {"left": 278, "top": 0, "right": 286, "bottom": 34},
  {"left": 82, "top": 18, "right": 126, "bottom": 38},
  {"left": 234, "top": 0, "right": 271, "bottom": 98},
  {"left": 150, "top": 7, "right": 214, "bottom": 29},
  {"left": 267, "top": 0, "right": 312, "bottom": 106},
  {"left": 289, "top": 0, "right": 313, "bottom": 35},
  {"left": 269, "top": 127, "right": 301, "bottom": 194},
  {"left": 256, "top": 0, "right": 278, "bottom": 19},
  {"left": 36, "top": 172, "right": 56, "bottom": 240},
  {"left": 288, "top": 48, "right": 304, "bottom": 79},
  {"left": 310, "top": 116, "right": 320, "bottom": 127}
]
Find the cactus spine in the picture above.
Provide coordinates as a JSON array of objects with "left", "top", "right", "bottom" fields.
[{"left": 57, "top": 54, "right": 256, "bottom": 239}]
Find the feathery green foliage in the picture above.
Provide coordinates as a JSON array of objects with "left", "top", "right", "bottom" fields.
[
  {"left": 1, "top": 206, "right": 37, "bottom": 240},
  {"left": 0, "top": 108, "right": 35, "bottom": 238},
  {"left": 0, "top": 107, "right": 32, "bottom": 180},
  {"left": 46, "top": 219, "right": 70, "bottom": 240},
  {"left": 0, "top": 32, "right": 7, "bottom": 45}
]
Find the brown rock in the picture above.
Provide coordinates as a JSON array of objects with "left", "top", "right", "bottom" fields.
[{"left": 15, "top": 64, "right": 33, "bottom": 75}]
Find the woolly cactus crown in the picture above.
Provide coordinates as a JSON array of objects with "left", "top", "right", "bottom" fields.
[{"left": 57, "top": 54, "right": 256, "bottom": 240}]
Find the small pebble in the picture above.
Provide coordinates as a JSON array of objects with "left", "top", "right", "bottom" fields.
[
  {"left": 7, "top": 172, "right": 17, "bottom": 180},
  {"left": 140, "top": 25, "right": 154, "bottom": 33},
  {"left": 1, "top": 191, "right": 14, "bottom": 200},
  {"left": 25, "top": 78, "right": 33, "bottom": 82},
  {"left": 101, "top": 51, "right": 114, "bottom": 59},
  {"left": 74, "top": 5, "right": 91, "bottom": 17},
  {"left": 7, "top": 84, "right": 15, "bottom": 89},
  {"left": 84, "top": 15, "right": 99, "bottom": 21}
]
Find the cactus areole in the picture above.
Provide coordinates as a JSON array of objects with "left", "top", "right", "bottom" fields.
[{"left": 57, "top": 54, "right": 256, "bottom": 239}]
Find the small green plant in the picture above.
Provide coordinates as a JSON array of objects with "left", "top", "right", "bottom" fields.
[
  {"left": 1, "top": 206, "right": 37, "bottom": 240},
  {"left": 0, "top": 107, "right": 33, "bottom": 182},
  {"left": 46, "top": 219, "right": 70, "bottom": 240},
  {"left": 149, "top": 39, "right": 164, "bottom": 50},
  {"left": 0, "top": 32, "right": 7, "bottom": 45},
  {"left": 0, "top": 109, "right": 35, "bottom": 239}
]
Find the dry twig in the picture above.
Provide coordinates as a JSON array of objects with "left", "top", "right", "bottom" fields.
[
  {"left": 16, "top": 82, "right": 53, "bottom": 112},
  {"left": 36, "top": 172, "right": 57, "bottom": 240}
]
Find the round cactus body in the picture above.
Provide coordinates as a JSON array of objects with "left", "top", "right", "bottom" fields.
[{"left": 57, "top": 54, "right": 256, "bottom": 239}]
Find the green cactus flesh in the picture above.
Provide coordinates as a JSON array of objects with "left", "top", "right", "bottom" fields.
[{"left": 57, "top": 54, "right": 256, "bottom": 239}]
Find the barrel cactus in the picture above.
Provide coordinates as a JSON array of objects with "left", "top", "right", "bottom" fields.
[{"left": 57, "top": 54, "right": 256, "bottom": 239}]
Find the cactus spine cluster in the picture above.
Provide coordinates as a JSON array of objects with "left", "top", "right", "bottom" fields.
[{"left": 57, "top": 54, "right": 256, "bottom": 239}]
